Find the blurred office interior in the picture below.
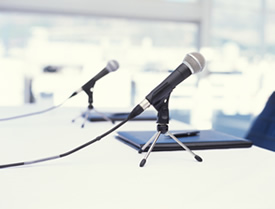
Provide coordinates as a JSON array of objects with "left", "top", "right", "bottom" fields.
[{"left": 0, "top": 0, "right": 274, "bottom": 137}]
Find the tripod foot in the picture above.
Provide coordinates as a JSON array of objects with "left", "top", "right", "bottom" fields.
[
  {"left": 139, "top": 159, "right": 146, "bottom": 167},
  {"left": 195, "top": 155, "right": 203, "bottom": 162}
]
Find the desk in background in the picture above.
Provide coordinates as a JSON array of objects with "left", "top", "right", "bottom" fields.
[{"left": 0, "top": 106, "right": 274, "bottom": 209}]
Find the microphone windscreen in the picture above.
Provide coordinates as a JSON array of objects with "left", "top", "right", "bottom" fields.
[
  {"left": 183, "top": 52, "right": 205, "bottom": 74},
  {"left": 106, "top": 60, "right": 119, "bottom": 72}
]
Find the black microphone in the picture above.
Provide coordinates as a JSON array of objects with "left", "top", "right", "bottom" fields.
[
  {"left": 128, "top": 52, "right": 206, "bottom": 120},
  {"left": 70, "top": 60, "right": 119, "bottom": 98},
  {"left": 0, "top": 53, "right": 205, "bottom": 169}
]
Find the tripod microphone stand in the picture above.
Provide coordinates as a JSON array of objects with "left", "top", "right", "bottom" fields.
[
  {"left": 138, "top": 95, "right": 203, "bottom": 167},
  {"left": 72, "top": 86, "right": 114, "bottom": 128}
]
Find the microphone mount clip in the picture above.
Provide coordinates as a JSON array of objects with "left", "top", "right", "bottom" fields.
[{"left": 72, "top": 83, "right": 114, "bottom": 128}]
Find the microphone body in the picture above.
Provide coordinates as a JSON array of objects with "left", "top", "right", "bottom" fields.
[
  {"left": 145, "top": 63, "right": 192, "bottom": 107},
  {"left": 82, "top": 67, "right": 112, "bottom": 93},
  {"left": 70, "top": 60, "right": 119, "bottom": 98},
  {"left": 128, "top": 52, "right": 205, "bottom": 120}
]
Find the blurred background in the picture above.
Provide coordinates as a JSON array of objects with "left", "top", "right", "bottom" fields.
[{"left": 0, "top": 0, "right": 274, "bottom": 137}]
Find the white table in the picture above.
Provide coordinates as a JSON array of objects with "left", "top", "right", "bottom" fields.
[{"left": 0, "top": 106, "right": 274, "bottom": 209}]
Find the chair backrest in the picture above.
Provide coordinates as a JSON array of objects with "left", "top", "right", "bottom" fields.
[{"left": 245, "top": 91, "right": 275, "bottom": 151}]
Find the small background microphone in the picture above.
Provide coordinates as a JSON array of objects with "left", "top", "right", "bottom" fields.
[
  {"left": 0, "top": 60, "right": 119, "bottom": 122},
  {"left": 71, "top": 60, "right": 120, "bottom": 127}
]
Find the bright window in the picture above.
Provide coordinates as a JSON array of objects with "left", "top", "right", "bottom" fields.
[{"left": 0, "top": 12, "right": 199, "bottom": 107}]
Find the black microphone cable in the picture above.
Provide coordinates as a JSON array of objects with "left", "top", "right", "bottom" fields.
[
  {"left": 0, "top": 118, "right": 128, "bottom": 169},
  {"left": 0, "top": 96, "right": 72, "bottom": 122},
  {"left": 0, "top": 105, "right": 143, "bottom": 169}
]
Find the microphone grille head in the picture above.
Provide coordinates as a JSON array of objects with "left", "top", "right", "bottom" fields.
[
  {"left": 106, "top": 60, "right": 119, "bottom": 72},
  {"left": 183, "top": 52, "right": 206, "bottom": 74}
]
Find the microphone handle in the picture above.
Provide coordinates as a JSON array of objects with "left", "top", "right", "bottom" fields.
[
  {"left": 82, "top": 68, "right": 109, "bottom": 92},
  {"left": 128, "top": 63, "right": 192, "bottom": 120},
  {"left": 145, "top": 63, "right": 191, "bottom": 106}
]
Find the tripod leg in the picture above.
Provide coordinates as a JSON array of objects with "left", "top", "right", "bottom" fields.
[
  {"left": 167, "top": 131, "right": 203, "bottom": 162},
  {"left": 139, "top": 131, "right": 161, "bottom": 167},
  {"left": 81, "top": 107, "right": 91, "bottom": 128},
  {"left": 72, "top": 114, "right": 82, "bottom": 123},
  {"left": 138, "top": 132, "right": 159, "bottom": 153},
  {"left": 93, "top": 108, "right": 114, "bottom": 124}
]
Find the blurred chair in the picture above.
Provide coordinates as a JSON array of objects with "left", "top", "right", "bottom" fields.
[{"left": 245, "top": 91, "right": 275, "bottom": 151}]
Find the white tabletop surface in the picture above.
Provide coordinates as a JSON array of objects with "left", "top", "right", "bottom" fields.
[{"left": 0, "top": 106, "right": 274, "bottom": 209}]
